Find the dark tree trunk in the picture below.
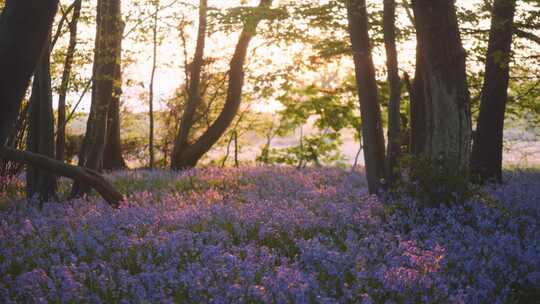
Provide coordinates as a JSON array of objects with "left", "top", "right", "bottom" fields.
[
  {"left": 409, "top": 43, "right": 427, "bottom": 156},
  {"left": 56, "top": 0, "right": 82, "bottom": 163},
  {"left": 470, "top": 0, "right": 516, "bottom": 183},
  {"left": 26, "top": 34, "right": 58, "bottom": 202},
  {"left": 171, "top": 0, "right": 272, "bottom": 169},
  {"left": 346, "top": 0, "right": 386, "bottom": 194},
  {"left": 72, "top": 0, "right": 122, "bottom": 196},
  {"left": 171, "top": 0, "right": 208, "bottom": 169},
  {"left": 1, "top": 147, "right": 122, "bottom": 207},
  {"left": 103, "top": 19, "right": 126, "bottom": 171},
  {"left": 0, "top": 0, "right": 122, "bottom": 206},
  {"left": 412, "top": 0, "right": 472, "bottom": 174},
  {"left": 0, "top": 0, "right": 59, "bottom": 146},
  {"left": 383, "top": 0, "right": 401, "bottom": 184}
]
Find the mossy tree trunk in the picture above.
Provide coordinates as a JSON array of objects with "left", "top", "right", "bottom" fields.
[{"left": 412, "top": 0, "right": 472, "bottom": 175}]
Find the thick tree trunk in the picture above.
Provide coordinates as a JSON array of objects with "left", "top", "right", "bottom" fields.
[
  {"left": 56, "top": 0, "right": 82, "bottom": 163},
  {"left": 412, "top": 0, "right": 472, "bottom": 174},
  {"left": 103, "top": 19, "right": 126, "bottom": 171},
  {"left": 0, "top": 0, "right": 122, "bottom": 207},
  {"left": 26, "top": 35, "right": 58, "bottom": 201},
  {"left": 171, "top": 0, "right": 272, "bottom": 169},
  {"left": 470, "top": 0, "right": 516, "bottom": 183},
  {"left": 383, "top": 0, "right": 401, "bottom": 184},
  {"left": 409, "top": 43, "right": 427, "bottom": 156},
  {"left": 0, "top": 0, "right": 59, "bottom": 146},
  {"left": 0, "top": 147, "right": 122, "bottom": 207},
  {"left": 72, "top": 0, "right": 122, "bottom": 196},
  {"left": 346, "top": 0, "right": 386, "bottom": 194}
]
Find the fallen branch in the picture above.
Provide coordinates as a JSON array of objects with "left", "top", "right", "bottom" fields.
[{"left": 0, "top": 146, "right": 123, "bottom": 207}]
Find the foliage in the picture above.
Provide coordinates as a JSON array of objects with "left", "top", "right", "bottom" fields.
[{"left": 0, "top": 167, "right": 539, "bottom": 302}]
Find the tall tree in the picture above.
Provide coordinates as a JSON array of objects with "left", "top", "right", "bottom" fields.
[
  {"left": 56, "top": 0, "right": 82, "bottom": 162},
  {"left": 346, "top": 0, "right": 386, "bottom": 194},
  {"left": 26, "top": 34, "right": 57, "bottom": 201},
  {"left": 103, "top": 17, "right": 126, "bottom": 170},
  {"left": 171, "top": 0, "right": 272, "bottom": 169},
  {"left": 72, "top": 0, "right": 122, "bottom": 196},
  {"left": 470, "top": 0, "right": 517, "bottom": 183},
  {"left": 0, "top": 0, "right": 123, "bottom": 206},
  {"left": 383, "top": 0, "right": 401, "bottom": 184},
  {"left": 148, "top": 0, "right": 160, "bottom": 169},
  {"left": 409, "top": 43, "right": 427, "bottom": 156},
  {"left": 411, "top": 0, "right": 472, "bottom": 174},
  {"left": 0, "top": 0, "right": 59, "bottom": 146}
]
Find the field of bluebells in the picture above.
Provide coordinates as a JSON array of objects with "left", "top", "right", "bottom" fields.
[{"left": 1, "top": 167, "right": 540, "bottom": 303}]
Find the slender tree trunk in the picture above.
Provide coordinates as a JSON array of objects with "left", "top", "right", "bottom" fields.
[
  {"left": 148, "top": 0, "right": 159, "bottom": 168},
  {"left": 383, "top": 0, "right": 401, "bottom": 184},
  {"left": 0, "top": 0, "right": 59, "bottom": 146},
  {"left": 171, "top": 0, "right": 272, "bottom": 169},
  {"left": 26, "top": 34, "right": 57, "bottom": 202},
  {"left": 56, "top": 0, "right": 82, "bottom": 162},
  {"left": 171, "top": 0, "right": 208, "bottom": 169},
  {"left": 346, "top": 0, "right": 386, "bottom": 194},
  {"left": 412, "top": 0, "right": 472, "bottom": 174},
  {"left": 72, "top": 0, "right": 122, "bottom": 197},
  {"left": 103, "top": 19, "right": 126, "bottom": 171},
  {"left": 470, "top": 0, "right": 516, "bottom": 183}
]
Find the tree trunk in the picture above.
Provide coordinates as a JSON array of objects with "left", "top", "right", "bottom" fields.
[
  {"left": 26, "top": 34, "right": 58, "bottom": 202},
  {"left": 346, "top": 0, "right": 386, "bottom": 194},
  {"left": 171, "top": 0, "right": 208, "bottom": 169},
  {"left": 0, "top": 147, "right": 122, "bottom": 207},
  {"left": 470, "top": 0, "right": 516, "bottom": 183},
  {"left": 148, "top": 0, "right": 159, "bottom": 169},
  {"left": 0, "top": 0, "right": 59, "bottom": 146},
  {"left": 412, "top": 0, "right": 472, "bottom": 174},
  {"left": 103, "top": 18, "right": 126, "bottom": 171},
  {"left": 171, "top": 0, "right": 272, "bottom": 169},
  {"left": 409, "top": 43, "right": 427, "bottom": 156},
  {"left": 72, "top": 0, "right": 122, "bottom": 197},
  {"left": 383, "top": 0, "right": 401, "bottom": 185},
  {"left": 56, "top": 0, "right": 82, "bottom": 163}
]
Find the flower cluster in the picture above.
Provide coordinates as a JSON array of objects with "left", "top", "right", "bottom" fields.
[{"left": 0, "top": 167, "right": 539, "bottom": 303}]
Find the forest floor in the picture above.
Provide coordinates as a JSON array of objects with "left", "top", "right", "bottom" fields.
[{"left": 1, "top": 167, "right": 540, "bottom": 303}]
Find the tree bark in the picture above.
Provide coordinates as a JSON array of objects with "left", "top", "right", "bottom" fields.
[
  {"left": 171, "top": 0, "right": 272, "bottom": 169},
  {"left": 72, "top": 0, "right": 122, "bottom": 197},
  {"left": 470, "top": 0, "right": 516, "bottom": 183},
  {"left": 346, "top": 0, "right": 386, "bottom": 194},
  {"left": 103, "top": 18, "right": 126, "bottom": 171},
  {"left": 26, "top": 34, "right": 58, "bottom": 201},
  {"left": 171, "top": 0, "right": 208, "bottom": 169},
  {"left": 0, "top": 146, "right": 122, "bottom": 207},
  {"left": 412, "top": 0, "right": 472, "bottom": 174},
  {"left": 409, "top": 43, "right": 427, "bottom": 156},
  {"left": 148, "top": 0, "right": 160, "bottom": 169},
  {"left": 383, "top": 0, "right": 401, "bottom": 184},
  {"left": 56, "top": 0, "right": 82, "bottom": 163},
  {"left": 0, "top": 0, "right": 59, "bottom": 146}
]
